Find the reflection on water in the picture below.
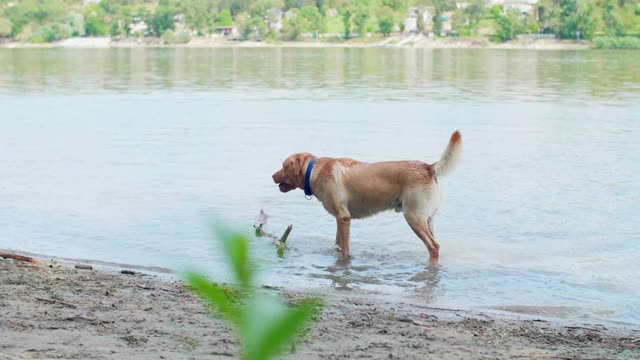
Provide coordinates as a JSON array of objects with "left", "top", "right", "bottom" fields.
[
  {"left": 1, "top": 48, "right": 639, "bottom": 325},
  {"left": 1, "top": 48, "right": 639, "bottom": 103}
]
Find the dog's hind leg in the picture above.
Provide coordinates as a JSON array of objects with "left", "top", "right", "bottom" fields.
[
  {"left": 336, "top": 213, "right": 351, "bottom": 260},
  {"left": 404, "top": 212, "right": 440, "bottom": 266}
]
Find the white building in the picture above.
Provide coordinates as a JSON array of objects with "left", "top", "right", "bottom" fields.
[
  {"left": 504, "top": 0, "right": 538, "bottom": 15},
  {"left": 403, "top": 8, "right": 432, "bottom": 33},
  {"left": 266, "top": 8, "right": 283, "bottom": 31},
  {"left": 490, "top": 0, "right": 538, "bottom": 15}
]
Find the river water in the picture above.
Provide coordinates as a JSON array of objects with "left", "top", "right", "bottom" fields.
[{"left": 1, "top": 47, "right": 638, "bottom": 325}]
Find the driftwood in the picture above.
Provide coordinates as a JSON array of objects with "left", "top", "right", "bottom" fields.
[
  {"left": 564, "top": 325, "right": 603, "bottom": 332},
  {"left": 74, "top": 264, "right": 93, "bottom": 270},
  {"left": 278, "top": 225, "right": 293, "bottom": 244},
  {"left": 34, "top": 296, "right": 77, "bottom": 309},
  {"left": 253, "top": 209, "right": 293, "bottom": 255},
  {"left": 398, "top": 317, "right": 431, "bottom": 327},
  {"left": 0, "top": 252, "right": 42, "bottom": 264},
  {"left": 253, "top": 209, "right": 269, "bottom": 237}
]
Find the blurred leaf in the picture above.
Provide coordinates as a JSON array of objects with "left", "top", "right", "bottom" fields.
[
  {"left": 186, "top": 223, "right": 322, "bottom": 360},
  {"left": 215, "top": 226, "right": 253, "bottom": 289},
  {"left": 184, "top": 272, "right": 242, "bottom": 326},
  {"left": 242, "top": 295, "right": 319, "bottom": 360}
]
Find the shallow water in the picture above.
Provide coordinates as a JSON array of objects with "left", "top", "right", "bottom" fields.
[{"left": 1, "top": 48, "right": 639, "bottom": 325}]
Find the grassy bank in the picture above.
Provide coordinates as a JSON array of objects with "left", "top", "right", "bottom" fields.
[{"left": 593, "top": 36, "right": 640, "bottom": 49}]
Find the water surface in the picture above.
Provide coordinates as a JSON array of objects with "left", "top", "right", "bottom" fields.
[{"left": 1, "top": 48, "right": 638, "bottom": 324}]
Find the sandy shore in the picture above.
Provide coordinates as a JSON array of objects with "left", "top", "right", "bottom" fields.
[
  {"left": 1, "top": 255, "right": 638, "bottom": 359},
  {"left": 0, "top": 36, "right": 591, "bottom": 50}
]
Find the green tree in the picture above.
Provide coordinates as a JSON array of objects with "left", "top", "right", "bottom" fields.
[
  {"left": 378, "top": 11, "right": 394, "bottom": 36},
  {"left": 0, "top": 17, "right": 12, "bottom": 38},
  {"left": 250, "top": 0, "right": 284, "bottom": 17},
  {"left": 181, "top": 0, "right": 219, "bottom": 35},
  {"left": 228, "top": 0, "right": 252, "bottom": 16},
  {"left": 67, "top": 12, "right": 85, "bottom": 37},
  {"left": 6, "top": 4, "right": 30, "bottom": 36},
  {"left": 488, "top": 4, "right": 502, "bottom": 18},
  {"left": 4, "top": 0, "right": 65, "bottom": 36},
  {"left": 284, "top": 0, "right": 297, "bottom": 10},
  {"left": 416, "top": 10, "right": 425, "bottom": 33},
  {"left": 432, "top": 0, "right": 454, "bottom": 35},
  {"left": 298, "top": 6, "right": 324, "bottom": 35},
  {"left": 521, "top": 14, "right": 540, "bottom": 34},
  {"left": 382, "top": 0, "right": 407, "bottom": 12},
  {"left": 558, "top": 0, "right": 578, "bottom": 38},
  {"left": 38, "top": 23, "right": 72, "bottom": 42},
  {"left": 148, "top": 5, "right": 176, "bottom": 36},
  {"left": 464, "top": 0, "right": 487, "bottom": 31},
  {"left": 235, "top": 12, "right": 251, "bottom": 37},
  {"left": 602, "top": 0, "right": 624, "bottom": 36},
  {"left": 339, "top": 6, "right": 353, "bottom": 39},
  {"left": 495, "top": 12, "right": 514, "bottom": 41},
  {"left": 353, "top": 8, "right": 368, "bottom": 37},
  {"left": 552, "top": 0, "right": 596, "bottom": 39},
  {"left": 217, "top": 9, "right": 234, "bottom": 25},
  {"left": 432, "top": 2, "right": 444, "bottom": 35},
  {"left": 282, "top": 14, "right": 301, "bottom": 39},
  {"left": 236, "top": 13, "right": 267, "bottom": 39},
  {"left": 451, "top": 11, "right": 468, "bottom": 35},
  {"left": 85, "top": 15, "right": 108, "bottom": 36}
]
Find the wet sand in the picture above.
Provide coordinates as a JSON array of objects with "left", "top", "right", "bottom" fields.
[{"left": 1, "top": 256, "right": 638, "bottom": 359}]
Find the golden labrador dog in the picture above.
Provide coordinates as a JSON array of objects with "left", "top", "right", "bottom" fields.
[{"left": 272, "top": 131, "right": 462, "bottom": 265}]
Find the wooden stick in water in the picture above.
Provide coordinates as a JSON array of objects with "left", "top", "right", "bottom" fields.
[{"left": 278, "top": 225, "right": 293, "bottom": 244}]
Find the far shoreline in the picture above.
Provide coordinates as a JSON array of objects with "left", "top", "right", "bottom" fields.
[{"left": 0, "top": 36, "right": 593, "bottom": 50}]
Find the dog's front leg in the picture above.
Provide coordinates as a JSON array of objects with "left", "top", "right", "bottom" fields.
[{"left": 336, "top": 214, "right": 351, "bottom": 259}]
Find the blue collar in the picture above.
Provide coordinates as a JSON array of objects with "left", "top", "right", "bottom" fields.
[{"left": 304, "top": 158, "right": 316, "bottom": 198}]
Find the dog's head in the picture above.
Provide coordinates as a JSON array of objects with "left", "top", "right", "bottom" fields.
[{"left": 272, "top": 153, "right": 314, "bottom": 193}]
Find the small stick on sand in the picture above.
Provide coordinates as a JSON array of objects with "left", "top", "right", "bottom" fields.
[
  {"left": 34, "top": 297, "right": 77, "bottom": 309},
  {"left": 564, "top": 325, "right": 602, "bottom": 332},
  {"left": 0, "top": 252, "right": 42, "bottom": 264},
  {"left": 398, "top": 318, "right": 430, "bottom": 327}
]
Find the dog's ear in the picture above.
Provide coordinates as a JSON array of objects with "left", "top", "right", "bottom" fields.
[
  {"left": 292, "top": 153, "right": 314, "bottom": 178},
  {"left": 283, "top": 156, "right": 295, "bottom": 178},
  {"left": 291, "top": 155, "right": 305, "bottom": 177},
  {"left": 283, "top": 153, "right": 312, "bottom": 187},
  {"left": 283, "top": 155, "right": 301, "bottom": 184}
]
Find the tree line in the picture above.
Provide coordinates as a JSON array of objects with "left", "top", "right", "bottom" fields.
[{"left": 0, "top": 0, "right": 638, "bottom": 43}]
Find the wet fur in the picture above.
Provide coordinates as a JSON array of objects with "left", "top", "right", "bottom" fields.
[{"left": 272, "top": 131, "right": 462, "bottom": 265}]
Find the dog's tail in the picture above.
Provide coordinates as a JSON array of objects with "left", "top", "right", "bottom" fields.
[{"left": 433, "top": 131, "right": 462, "bottom": 178}]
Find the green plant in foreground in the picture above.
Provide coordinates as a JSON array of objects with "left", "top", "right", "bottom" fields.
[{"left": 185, "top": 227, "right": 321, "bottom": 360}]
